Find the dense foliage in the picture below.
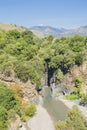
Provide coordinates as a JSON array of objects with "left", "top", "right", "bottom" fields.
[
  {"left": 0, "top": 30, "right": 87, "bottom": 88},
  {"left": 0, "top": 82, "right": 37, "bottom": 129},
  {"left": 0, "top": 82, "right": 20, "bottom": 130},
  {"left": 0, "top": 28, "right": 87, "bottom": 129}
]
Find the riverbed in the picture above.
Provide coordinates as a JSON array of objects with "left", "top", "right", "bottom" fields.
[{"left": 43, "top": 87, "right": 69, "bottom": 123}]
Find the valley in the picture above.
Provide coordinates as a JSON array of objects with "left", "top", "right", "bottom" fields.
[{"left": 0, "top": 23, "right": 87, "bottom": 130}]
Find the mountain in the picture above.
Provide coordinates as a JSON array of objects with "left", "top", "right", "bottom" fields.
[
  {"left": 30, "top": 26, "right": 65, "bottom": 37},
  {"left": 1, "top": 23, "right": 87, "bottom": 38},
  {"left": 30, "top": 25, "right": 87, "bottom": 37}
]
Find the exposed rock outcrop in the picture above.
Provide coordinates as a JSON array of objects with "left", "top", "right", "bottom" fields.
[
  {"left": 22, "top": 80, "right": 38, "bottom": 102},
  {"left": 8, "top": 115, "right": 31, "bottom": 130},
  {"left": 56, "top": 61, "right": 87, "bottom": 94},
  {"left": 0, "top": 75, "right": 38, "bottom": 102}
]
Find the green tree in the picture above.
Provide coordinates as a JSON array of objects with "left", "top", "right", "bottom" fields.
[
  {"left": 55, "top": 120, "right": 67, "bottom": 130},
  {"left": 56, "top": 105, "right": 86, "bottom": 130},
  {"left": 6, "top": 29, "right": 21, "bottom": 39},
  {"left": 56, "top": 69, "right": 64, "bottom": 82},
  {"left": 25, "top": 103, "right": 36, "bottom": 117},
  {"left": 21, "top": 30, "right": 34, "bottom": 44},
  {"left": 74, "top": 76, "right": 83, "bottom": 94},
  {"left": 66, "top": 105, "right": 86, "bottom": 130},
  {"left": 81, "top": 94, "right": 87, "bottom": 105}
]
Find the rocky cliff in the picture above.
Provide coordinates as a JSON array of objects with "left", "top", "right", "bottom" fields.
[
  {"left": 56, "top": 61, "right": 87, "bottom": 94},
  {"left": 0, "top": 75, "right": 38, "bottom": 102}
]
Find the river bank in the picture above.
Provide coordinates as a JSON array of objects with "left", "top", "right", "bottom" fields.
[
  {"left": 58, "top": 96, "right": 87, "bottom": 118},
  {"left": 28, "top": 104, "right": 55, "bottom": 130}
]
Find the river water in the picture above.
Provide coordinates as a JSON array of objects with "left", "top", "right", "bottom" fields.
[{"left": 42, "top": 87, "right": 69, "bottom": 123}]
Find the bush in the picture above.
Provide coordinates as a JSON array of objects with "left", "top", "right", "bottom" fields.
[
  {"left": 55, "top": 120, "right": 66, "bottom": 130},
  {"left": 65, "top": 94, "right": 79, "bottom": 100},
  {"left": 81, "top": 94, "right": 87, "bottom": 105},
  {"left": 25, "top": 103, "right": 36, "bottom": 117},
  {"left": 0, "top": 82, "right": 20, "bottom": 129},
  {"left": 0, "top": 106, "right": 8, "bottom": 122},
  {"left": 0, "top": 106, "right": 8, "bottom": 130},
  {"left": 56, "top": 105, "right": 86, "bottom": 130},
  {"left": 0, "top": 86, "right": 19, "bottom": 110},
  {"left": 21, "top": 114, "right": 26, "bottom": 122}
]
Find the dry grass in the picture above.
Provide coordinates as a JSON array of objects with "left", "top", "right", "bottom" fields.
[
  {"left": 0, "top": 23, "right": 26, "bottom": 32},
  {"left": 9, "top": 83, "right": 29, "bottom": 109}
]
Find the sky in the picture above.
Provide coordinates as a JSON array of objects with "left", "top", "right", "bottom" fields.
[{"left": 0, "top": 0, "right": 87, "bottom": 29}]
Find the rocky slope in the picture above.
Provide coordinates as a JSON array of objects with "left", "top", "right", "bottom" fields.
[
  {"left": 56, "top": 61, "right": 87, "bottom": 94},
  {"left": 0, "top": 74, "right": 38, "bottom": 102}
]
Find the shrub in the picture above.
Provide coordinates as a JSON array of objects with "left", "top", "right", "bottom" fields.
[
  {"left": 65, "top": 93, "right": 79, "bottom": 100},
  {"left": 0, "top": 106, "right": 8, "bottom": 130},
  {"left": 55, "top": 120, "right": 66, "bottom": 130},
  {"left": 21, "top": 114, "right": 26, "bottom": 122},
  {"left": 56, "top": 105, "right": 86, "bottom": 130},
  {"left": 0, "top": 82, "right": 20, "bottom": 129},
  {"left": 25, "top": 103, "right": 36, "bottom": 117},
  {"left": 81, "top": 94, "right": 87, "bottom": 105}
]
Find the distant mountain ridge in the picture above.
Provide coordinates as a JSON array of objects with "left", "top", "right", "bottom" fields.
[
  {"left": 30, "top": 25, "right": 87, "bottom": 37},
  {"left": 0, "top": 23, "right": 87, "bottom": 38}
]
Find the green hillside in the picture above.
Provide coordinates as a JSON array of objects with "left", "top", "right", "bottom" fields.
[{"left": 0, "top": 27, "right": 87, "bottom": 129}]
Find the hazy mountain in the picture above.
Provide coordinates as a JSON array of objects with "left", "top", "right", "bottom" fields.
[
  {"left": 30, "top": 25, "right": 87, "bottom": 37},
  {"left": 1, "top": 23, "right": 87, "bottom": 38}
]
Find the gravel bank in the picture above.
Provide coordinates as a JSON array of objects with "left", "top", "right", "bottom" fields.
[
  {"left": 28, "top": 105, "right": 55, "bottom": 130},
  {"left": 58, "top": 96, "right": 87, "bottom": 118}
]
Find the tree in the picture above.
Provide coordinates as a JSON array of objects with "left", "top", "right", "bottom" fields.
[
  {"left": 81, "top": 94, "right": 87, "bottom": 105},
  {"left": 21, "top": 30, "right": 34, "bottom": 44},
  {"left": 55, "top": 120, "right": 67, "bottom": 130},
  {"left": 25, "top": 103, "right": 36, "bottom": 117},
  {"left": 56, "top": 105, "right": 86, "bottom": 130},
  {"left": 73, "top": 76, "right": 83, "bottom": 95},
  {"left": 66, "top": 105, "right": 86, "bottom": 130},
  {"left": 56, "top": 69, "right": 64, "bottom": 82},
  {"left": 6, "top": 29, "right": 21, "bottom": 39}
]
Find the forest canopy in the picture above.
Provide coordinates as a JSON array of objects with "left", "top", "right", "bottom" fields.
[{"left": 0, "top": 30, "right": 87, "bottom": 89}]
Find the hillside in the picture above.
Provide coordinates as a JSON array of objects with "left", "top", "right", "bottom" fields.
[
  {"left": 0, "top": 27, "right": 87, "bottom": 94},
  {"left": 0, "top": 24, "right": 87, "bottom": 129},
  {"left": 0, "top": 23, "right": 26, "bottom": 31},
  {"left": 30, "top": 25, "right": 87, "bottom": 37}
]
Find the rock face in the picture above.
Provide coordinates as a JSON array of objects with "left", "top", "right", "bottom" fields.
[
  {"left": 0, "top": 74, "right": 38, "bottom": 102},
  {"left": 22, "top": 80, "right": 38, "bottom": 102},
  {"left": 8, "top": 115, "right": 31, "bottom": 130},
  {"left": 56, "top": 61, "right": 87, "bottom": 94},
  {"left": 0, "top": 78, "right": 38, "bottom": 130}
]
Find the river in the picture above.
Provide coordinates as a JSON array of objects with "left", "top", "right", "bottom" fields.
[{"left": 42, "top": 87, "right": 69, "bottom": 123}]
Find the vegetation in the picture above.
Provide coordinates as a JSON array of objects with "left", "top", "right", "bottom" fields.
[
  {"left": 65, "top": 75, "right": 84, "bottom": 101},
  {"left": 0, "top": 82, "right": 20, "bottom": 130},
  {"left": 65, "top": 93, "right": 79, "bottom": 100},
  {"left": 0, "top": 28, "right": 87, "bottom": 129},
  {"left": 73, "top": 76, "right": 83, "bottom": 94},
  {"left": 25, "top": 103, "right": 36, "bottom": 117},
  {"left": 0, "top": 81, "right": 37, "bottom": 129},
  {"left": 0, "top": 29, "right": 87, "bottom": 88},
  {"left": 81, "top": 94, "right": 87, "bottom": 106},
  {"left": 56, "top": 105, "right": 87, "bottom": 130},
  {"left": 21, "top": 103, "right": 36, "bottom": 122}
]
